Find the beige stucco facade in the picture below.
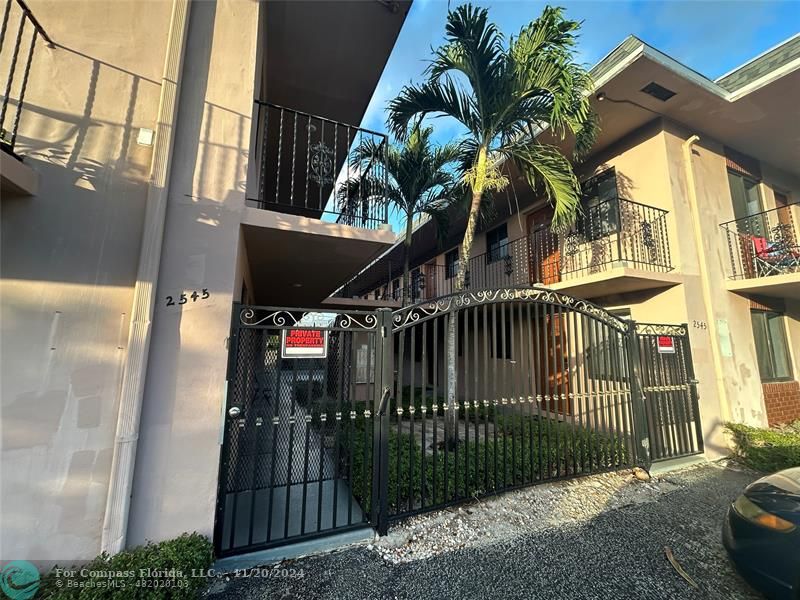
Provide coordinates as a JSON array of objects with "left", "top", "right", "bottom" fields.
[
  {"left": 2, "top": 0, "right": 406, "bottom": 563},
  {"left": 1, "top": 1, "right": 797, "bottom": 566}
]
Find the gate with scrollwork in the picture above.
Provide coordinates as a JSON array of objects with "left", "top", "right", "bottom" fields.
[
  {"left": 214, "top": 304, "right": 386, "bottom": 557},
  {"left": 215, "top": 290, "right": 703, "bottom": 554},
  {"left": 632, "top": 323, "right": 703, "bottom": 462}
]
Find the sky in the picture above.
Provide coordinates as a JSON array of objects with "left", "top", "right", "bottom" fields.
[{"left": 360, "top": 0, "right": 800, "bottom": 138}]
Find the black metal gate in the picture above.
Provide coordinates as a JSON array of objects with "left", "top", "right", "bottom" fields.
[
  {"left": 216, "top": 290, "right": 704, "bottom": 555},
  {"left": 633, "top": 323, "right": 704, "bottom": 462},
  {"left": 214, "top": 305, "right": 384, "bottom": 557}
]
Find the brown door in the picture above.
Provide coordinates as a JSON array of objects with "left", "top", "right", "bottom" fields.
[
  {"left": 535, "top": 311, "right": 571, "bottom": 414},
  {"left": 527, "top": 208, "right": 561, "bottom": 284},
  {"left": 424, "top": 261, "right": 437, "bottom": 299}
]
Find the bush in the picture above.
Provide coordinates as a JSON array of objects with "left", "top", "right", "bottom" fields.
[
  {"left": 725, "top": 422, "right": 800, "bottom": 473},
  {"left": 347, "top": 414, "right": 629, "bottom": 514},
  {"left": 38, "top": 533, "right": 213, "bottom": 599}
]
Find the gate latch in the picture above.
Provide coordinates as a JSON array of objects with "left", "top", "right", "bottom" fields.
[
  {"left": 228, "top": 406, "right": 242, "bottom": 418},
  {"left": 689, "top": 379, "right": 699, "bottom": 385},
  {"left": 378, "top": 387, "right": 391, "bottom": 416}
]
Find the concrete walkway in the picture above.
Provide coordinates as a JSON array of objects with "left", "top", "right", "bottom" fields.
[{"left": 205, "top": 461, "right": 762, "bottom": 600}]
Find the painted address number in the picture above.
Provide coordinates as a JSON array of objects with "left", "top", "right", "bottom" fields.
[
  {"left": 692, "top": 320, "right": 707, "bottom": 330},
  {"left": 166, "top": 289, "right": 209, "bottom": 306}
]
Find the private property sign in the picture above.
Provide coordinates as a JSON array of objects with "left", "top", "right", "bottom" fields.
[
  {"left": 281, "top": 329, "right": 328, "bottom": 358},
  {"left": 657, "top": 335, "right": 676, "bottom": 354}
]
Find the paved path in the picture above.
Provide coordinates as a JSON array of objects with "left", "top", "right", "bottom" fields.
[{"left": 205, "top": 462, "right": 762, "bottom": 600}]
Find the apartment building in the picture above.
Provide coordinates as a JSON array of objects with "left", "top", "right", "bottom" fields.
[
  {"left": 333, "top": 34, "right": 800, "bottom": 448},
  {"left": 1, "top": 0, "right": 410, "bottom": 563}
]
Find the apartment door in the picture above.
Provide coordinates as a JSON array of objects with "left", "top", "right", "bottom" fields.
[
  {"left": 775, "top": 191, "right": 796, "bottom": 245},
  {"left": 527, "top": 208, "right": 561, "bottom": 284}
]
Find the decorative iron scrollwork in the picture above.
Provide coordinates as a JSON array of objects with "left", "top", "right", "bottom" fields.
[
  {"left": 239, "top": 306, "right": 378, "bottom": 330},
  {"left": 391, "top": 287, "right": 628, "bottom": 332},
  {"left": 309, "top": 141, "right": 334, "bottom": 185},
  {"left": 635, "top": 322, "right": 687, "bottom": 336}
]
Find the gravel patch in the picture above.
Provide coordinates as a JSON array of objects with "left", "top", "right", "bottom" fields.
[{"left": 205, "top": 459, "right": 763, "bottom": 600}]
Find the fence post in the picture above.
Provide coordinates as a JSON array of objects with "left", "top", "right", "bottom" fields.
[
  {"left": 371, "top": 308, "right": 393, "bottom": 535},
  {"left": 625, "top": 320, "right": 652, "bottom": 469},
  {"left": 681, "top": 323, "right": 704, "bottom": 454}
]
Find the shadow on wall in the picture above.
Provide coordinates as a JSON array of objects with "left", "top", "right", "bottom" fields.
[{"left": 2, "top": 3, "right": 252, "bottom": 288}]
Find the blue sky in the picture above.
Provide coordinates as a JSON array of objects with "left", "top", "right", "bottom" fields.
[{"left": 361, "top": 0, "right": 800, "bottom": 136}]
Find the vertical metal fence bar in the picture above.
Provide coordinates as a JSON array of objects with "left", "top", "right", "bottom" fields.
[
  {"left": 421, "top": 319, "right": 428, "bottom": 510},
  {"left": 0, "top": 12, "right": 25, "bottom": 134},
  {"left": 396, "top": 328, "right": 404, "bottom": 512},
  {"left": 626, "top": 321, "right": 651, "bottom": 468},
  {"left": 408, "top": 324, "right": 416, "bottom": 512}
]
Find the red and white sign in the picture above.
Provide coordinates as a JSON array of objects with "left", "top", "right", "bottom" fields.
[
  {"left": 281, "top": 329, "right": 328, "bottom": 358},
  {"left": 657, "top": 336, "right": 676, "bottom": 354}
]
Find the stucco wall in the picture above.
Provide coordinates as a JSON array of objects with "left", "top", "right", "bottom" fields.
[
  {"left": 126, "top": 0, "right": 259, "bottom": 547},
  {"left": 0, "top": 0, "right": 171, "bottom": 561}
]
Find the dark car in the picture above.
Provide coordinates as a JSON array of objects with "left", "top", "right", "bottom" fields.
[{"left": 723, "top": 466, "right": 800, "bottom": 599}]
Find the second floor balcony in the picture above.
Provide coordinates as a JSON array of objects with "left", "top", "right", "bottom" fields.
[
  {"left": 249, "top": 100, "right": 389, "bottom": 229},
  {"left": 330, "top": 196, "right": 679, "bottom": 306},
  {"left": 720, "top": 202, "right": 800, "bottom": 299}
]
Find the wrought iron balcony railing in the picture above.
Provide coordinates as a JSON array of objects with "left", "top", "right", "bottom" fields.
[
  {"left": 530, "top": 197, "right": 672, "bottom": 283},
  {"left": 0, "top": 0, "right": 53, "bottom": 157},
  {"left": 333, "top": 198, "right": 673, "bottom": 305},
  {"left": 251, "top": 100, "right": 388, "bottom": 229},
  {"left": 720, "top": 203, "right": 800, "bottom": 280}
]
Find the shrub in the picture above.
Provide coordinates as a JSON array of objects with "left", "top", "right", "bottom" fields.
[
  {"left": 725, "top": 422, "right": 800, "bottom": 473},
  {"left": 38, "top": 533, "right": 213, "bottom": 599},
  {"left": 347, "top": 414, "right": 629, "bottom": 513}
]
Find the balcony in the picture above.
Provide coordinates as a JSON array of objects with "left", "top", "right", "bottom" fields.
[
  {"left": 720, "top": 203, "right": 800, "bottom": 300},
  {"left": 330, "top": 197, "right": 678, "bottom": 306},
  {"left": 249, "top": 100, "right": 388, "bottom": 229},
  {"left": 241, "top": 101, "right": 394, "bottom": 305},
  {"left": 530, "top": 197, "right": 679, "bottom": 298},
  {"left": 1, "top": 0, "right": 52, "bottom": 196}
]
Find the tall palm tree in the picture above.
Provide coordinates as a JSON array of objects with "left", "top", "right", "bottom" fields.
[
  {"left": 344, "top": 124, "right": 460, "bottom": 304},
  {"left": 387, "top": 4, "right": 598, "bottom": 444}
]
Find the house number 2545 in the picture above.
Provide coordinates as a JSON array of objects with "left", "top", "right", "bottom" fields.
[{"left": 166, "top": 289, "right": 210, "bottom": 306}]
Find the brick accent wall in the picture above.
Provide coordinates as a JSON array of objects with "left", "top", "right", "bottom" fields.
[{"left": 763, "top": 381, "right": 800, "bottom": 425}]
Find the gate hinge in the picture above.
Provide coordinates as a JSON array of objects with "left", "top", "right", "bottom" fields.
[{"left": 689, "top": 378, "right": 699, "bottom": 385}]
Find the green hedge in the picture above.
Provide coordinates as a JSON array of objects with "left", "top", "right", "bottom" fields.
[
  {"left": 725, "top": 422, "right": 800, "bottom": 473},
  {"left": 348, "top": 415, "right": 629, "bottom": 512},
  {"left": 38, "top": 533, "right": 213, "bottom": 599}
]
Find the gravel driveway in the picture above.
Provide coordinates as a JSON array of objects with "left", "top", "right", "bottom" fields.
[{"left": 205, "top": 460, "right": 763, "bottom": 600}]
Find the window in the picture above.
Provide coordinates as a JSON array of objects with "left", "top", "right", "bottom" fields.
[
  {"left": 728, "top": 170, "right": 764, "bottom": 234},
  {"left": 577, "top": 169, "right": 618, "bottom": 240},
  {"left": 751, "top": 310, "right": 792, "bottom": 381},
  {"left": 486, "top": 224, "right": 509, "bottom": 264},
  {"left": 410, "top": 268, "right": 423, "bottom": 301},
  {"left": 355, "top": 343, "right": 375, "bottom": 383},
  {"left": 445, "top": 248, "right": 459, "bottom": 280}
]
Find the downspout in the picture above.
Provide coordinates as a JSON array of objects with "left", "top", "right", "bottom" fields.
[
  {"left": 101, "top": 0, "right": 191, "bottom": 555},
  {"left": 682, "top": 135, "right": 731, "bottom": 422}
]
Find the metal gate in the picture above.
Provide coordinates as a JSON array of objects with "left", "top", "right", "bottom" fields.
[
  {"left": 215, "top": 290, "right": 704, "bottom": 554},
  {"left": 633, "top": 323, "right": 703, "bottom": 462},
  {"left": 381, "top": 288, "right": 646, "bottom": 526},
  {"left": 214, "top": 305, "right": 383, "bottom": 557}
]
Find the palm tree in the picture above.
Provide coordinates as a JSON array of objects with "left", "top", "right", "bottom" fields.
[
  {"left": 344, "top": 124, "right": 460, "bottom": 304},
  {"left": 387, "top": 4, "right": 598, "bottom": 444}
]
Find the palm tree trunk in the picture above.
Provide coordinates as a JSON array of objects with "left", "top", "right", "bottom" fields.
[
  {"left": 402, "top": 214, "right": 414, "bottom": 306},
  {"left": 445, "top": 146, "right": 487, "bottom": 448}
]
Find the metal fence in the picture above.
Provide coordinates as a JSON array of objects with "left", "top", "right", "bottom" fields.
[
  {"left": 218, "top": 291, "right": 703, "bottom": 554},
  {"left": 251, "top": 100, "right": 389, "bottom": 228},
  {"left": 0, "top": 0, "right": 53, "bottom": 157},
  {"left": 720, "top": 203, "right": 800, "bottom": 279}
]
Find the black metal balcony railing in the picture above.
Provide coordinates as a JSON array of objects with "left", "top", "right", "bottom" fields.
[
  {"left": 530, "top": 197, "right": 672, "bottom": 282},
  {"left": 720, "top": 203, "right": 800, "bottom": 280},
  {"left": 334, "top": 197, "right": 673, "bottom": 305},
  {"left": 0, "top": 0, "right": 53, "bottom": 157},
  {"left": 251, "top": 100, "right": 388, "bottom": 229}
]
